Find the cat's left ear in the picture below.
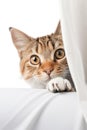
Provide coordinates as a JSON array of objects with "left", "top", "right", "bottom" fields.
[
  {"left": 54, "top": 21, "right": 62, "bottom": 35},
  {"left": 9, "top": 27, "right": 34, "bottom": 58}
]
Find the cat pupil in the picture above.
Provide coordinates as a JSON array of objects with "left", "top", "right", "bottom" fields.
[
  {"left": 34, "top": 57, "right": 37, "bottom": 62},
  {"left": 58, "top": 50, "right": 62, "bottom": 56}
]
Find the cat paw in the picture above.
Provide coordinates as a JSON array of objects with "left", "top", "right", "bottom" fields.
[{"left": 46, "top": 77, "right": 74, "bottom": 93}]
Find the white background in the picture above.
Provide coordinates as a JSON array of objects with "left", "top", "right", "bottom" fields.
[{"left": 0, "top": 0, "right": 60, "bottom": 87}]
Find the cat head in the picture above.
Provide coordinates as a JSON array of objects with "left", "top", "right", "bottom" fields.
[{"left": 9, "top": 22, "right": 68, "bottom": 84}]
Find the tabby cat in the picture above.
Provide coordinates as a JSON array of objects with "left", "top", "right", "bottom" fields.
[{"left": 9, "top": 22, "right": 75, "bottom": 92}]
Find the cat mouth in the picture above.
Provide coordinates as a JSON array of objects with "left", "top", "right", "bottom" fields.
[{"left": 45, "top": 76, "right": 52, "bottom": 82}]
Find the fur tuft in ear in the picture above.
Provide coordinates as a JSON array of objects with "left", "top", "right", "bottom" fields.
[
  {"left": 9, "top": 27, "right": 34, "bottom": 52},
  {"left": 55, "top": 21, "right": 61, "bottom": 35},
  {"left": 9, "top": 27, "right": 13, "bottom": 31}
]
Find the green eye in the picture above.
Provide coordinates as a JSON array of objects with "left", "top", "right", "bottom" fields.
[
  {"left": 30, "top": 55, "right": 40, "bottom": 65},
  {"left": 54, "top": 49, "right": 65, "bottom": 60}
]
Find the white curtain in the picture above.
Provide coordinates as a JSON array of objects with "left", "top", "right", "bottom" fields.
[{"left": 59, "top": 0, "right": 87, "bottom": 122}]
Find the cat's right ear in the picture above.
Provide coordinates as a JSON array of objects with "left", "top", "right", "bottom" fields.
[
  {"left": 54, "top": 21, "right": 62, "bottom": 35},
  {"left": 9, "top": 27, "right": 34, "bottom": 56}
]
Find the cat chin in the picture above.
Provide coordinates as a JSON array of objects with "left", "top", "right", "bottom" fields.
[
  {"left": 25, "top": 75, "right": 61, "bottom": 89},
  {"left": 25, "top": 78, "right": 47, "bottom": 89}
]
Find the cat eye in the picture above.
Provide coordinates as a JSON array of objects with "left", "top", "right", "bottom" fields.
[
  {"left": 30, "top": 55, "right": 40, "bottom": 65},
  {"left": 54, "top": 49, "right": 65, "bottom": 60}
]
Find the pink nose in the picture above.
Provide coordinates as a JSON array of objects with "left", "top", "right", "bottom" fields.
[{"left": 44, "top": 69, "right": 53, "bottom": 75}]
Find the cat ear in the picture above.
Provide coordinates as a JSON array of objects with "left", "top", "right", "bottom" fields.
[
  {"left": 9, "top": 27, "right": 34, "bottom": 52},
  {"left": 54, "top": 21, "right": 62, "bottom": 35}
]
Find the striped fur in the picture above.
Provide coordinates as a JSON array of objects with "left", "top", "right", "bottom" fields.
[{"left": 9, "top": 22, "right": 74, "bottom": 89}]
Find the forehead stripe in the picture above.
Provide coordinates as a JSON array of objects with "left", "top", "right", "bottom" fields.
[
  {"left": 47, "top": 40, "right": 54, "bottom": 51},
  {"left": 36, "top": 42, "right": 43, "bottom": 54}
]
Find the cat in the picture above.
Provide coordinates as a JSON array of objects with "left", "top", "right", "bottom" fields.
[{"left": 9, "top": 21, "right": 75, "bottom": 92}]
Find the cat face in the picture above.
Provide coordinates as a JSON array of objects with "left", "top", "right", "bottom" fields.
[{"left": 9, "top": 22, "right": 68, "bottom": 84}]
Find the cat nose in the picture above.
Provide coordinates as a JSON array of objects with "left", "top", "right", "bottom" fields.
[{"left": 44, "top": 69, "right": 53, "bottom": 75}]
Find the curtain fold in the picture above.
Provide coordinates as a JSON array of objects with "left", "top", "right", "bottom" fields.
[{"left": 59, "top": 0, "right": 87, "bottom": 122}]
